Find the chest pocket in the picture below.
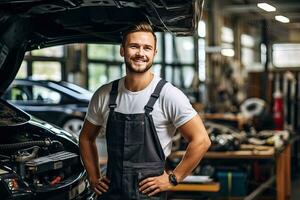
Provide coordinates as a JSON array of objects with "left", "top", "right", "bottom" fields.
[
  {"left": 125, "top": 120, "right": 145, "bottom": 145},
  {"left": 106, "top": 119, "right": 124, "bottom": 145}
]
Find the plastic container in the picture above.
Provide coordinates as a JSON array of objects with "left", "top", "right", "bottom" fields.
[{"left": 216, "top": 171, "right": 247, "bottom": 197}]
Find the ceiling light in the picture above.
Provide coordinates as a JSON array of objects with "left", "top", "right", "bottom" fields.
[
  {"left": 275, "top": 15, "right": 290, "bottom": 23},
  {"left": 257, "top": 3, "right": 276, "bottom": 12}
]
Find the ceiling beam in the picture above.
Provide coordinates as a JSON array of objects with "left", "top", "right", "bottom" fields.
[{"left": 223, "top": 3, "right": 300, "bottom": 14}]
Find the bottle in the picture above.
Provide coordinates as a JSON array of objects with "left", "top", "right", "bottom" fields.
[{"left": 273, "top": 74, "right": 283, "bottom": 130}]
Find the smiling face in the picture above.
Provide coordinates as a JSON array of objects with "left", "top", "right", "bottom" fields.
[{"left": 120, "top": 31, "right": 157, "bottom": 74}]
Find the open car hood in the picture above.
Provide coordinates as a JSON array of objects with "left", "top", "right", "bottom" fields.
[{"left": 0, "top": 0, "right": 204, "bottom": 96}]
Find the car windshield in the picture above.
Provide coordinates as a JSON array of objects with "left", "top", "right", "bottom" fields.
[{"left": 59, "top": 81, "right": 92, "bottom": 98}]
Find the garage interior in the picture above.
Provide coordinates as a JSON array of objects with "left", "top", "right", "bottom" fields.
[{"left": 4, "top": 0, "right": 300, "bottom": 199}]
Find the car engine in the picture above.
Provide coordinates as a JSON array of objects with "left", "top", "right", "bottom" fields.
[
  {"left": 0, "top": 101, "right": 90, "bottom": 200},
  {"left": 0, "top": 138, "right": 86, "bottom": 199}
]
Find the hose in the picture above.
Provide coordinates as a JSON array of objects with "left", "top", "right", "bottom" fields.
[
  {"left": 0, "top": 138, "right": 62, "bottom": 150},
  {"left": 15, "top": 146, "right": 40, "bottom": 162}
]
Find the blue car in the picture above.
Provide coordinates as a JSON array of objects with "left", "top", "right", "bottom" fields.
[{"left": 3, "top": 79, "right": 92, "bottom": 136}]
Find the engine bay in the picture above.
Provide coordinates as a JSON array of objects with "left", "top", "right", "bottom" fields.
[
  {"left": 0, "top": 138, "right": 84, "bottom": 198},
  {"left": 0, "top": 101, "right": 88, "bottom": 199}
]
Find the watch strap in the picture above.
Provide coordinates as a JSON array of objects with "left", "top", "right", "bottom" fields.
[{"left": 168, "top": 172, "right": 178, "bottom": 186}]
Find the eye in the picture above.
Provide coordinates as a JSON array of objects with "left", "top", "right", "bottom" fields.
[
  {"left": 129, "top": 44, "right": 139, "bottom": 49},
  {"left": 144, "top": 46, "right": 152, "bottom": 51}
]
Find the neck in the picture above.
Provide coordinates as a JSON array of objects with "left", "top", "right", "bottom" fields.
[{"left": 125, "top": 72, "right": 154, "bottom": 92}]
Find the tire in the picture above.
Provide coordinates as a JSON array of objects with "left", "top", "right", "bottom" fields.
[{"left": 62, "top": 118, "right": 84, "bottom": 137}]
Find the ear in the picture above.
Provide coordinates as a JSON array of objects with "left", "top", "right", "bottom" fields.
[
  {"left": 154, "top": 49, "right": 157, "bottom": 55},
  {"left": 120, "top": 45, "right": 124, "bottom": 57}
]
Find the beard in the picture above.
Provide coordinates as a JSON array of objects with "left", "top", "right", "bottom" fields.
[{"left": 125, "top": 55, "right": 153, "bottom": 74}]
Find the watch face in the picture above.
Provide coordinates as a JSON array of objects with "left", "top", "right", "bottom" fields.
[{"left": 169, "top": 173, "right": 178, "bottom": 186}]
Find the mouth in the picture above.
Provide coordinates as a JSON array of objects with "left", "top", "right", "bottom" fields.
[{"left": 132, "top": 57, "right": 148, "bottom": 64}]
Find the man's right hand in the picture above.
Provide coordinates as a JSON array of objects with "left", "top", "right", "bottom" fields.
[{"left": 90, "top": 176, "right": 110, "bottom": 195}]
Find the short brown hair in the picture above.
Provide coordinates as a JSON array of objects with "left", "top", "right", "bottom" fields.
[{"left": 121, "top": 22, "right": 157, "bottom": 47}]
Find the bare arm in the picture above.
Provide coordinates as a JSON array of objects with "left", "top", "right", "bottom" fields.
[
  {"left": 172, "top": 114, "right": 211, "bottom": 182},
  {"left": 79, "top": 120, "right": 109, "bottom": 195},
  {"left": 139, "top": 114, "right": 211, "bottom": 195}
]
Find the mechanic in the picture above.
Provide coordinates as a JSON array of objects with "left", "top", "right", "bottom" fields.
[{"left": 79, "top": 21, "right": 211, "bottom": 200}]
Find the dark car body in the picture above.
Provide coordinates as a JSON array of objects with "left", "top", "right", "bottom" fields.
[
  {"left": 0, "top": 0, "right": 202, "bottom": 199},
  {"left": 3, "top": 79, "right": 92, "bottom": 135},
  {"left": 0, "top": 99, "right": 92, "bottom": 200}
]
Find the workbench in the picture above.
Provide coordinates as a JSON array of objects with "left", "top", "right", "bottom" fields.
[{"left": 169, "top": 143, "right": 292, "bottom": 200}]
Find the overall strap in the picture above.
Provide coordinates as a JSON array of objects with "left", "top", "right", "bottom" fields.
[
  {"left": 108, "top": 79, "right": 120, "bottom": 111},
  {"left": 145, "top": 79, "right": 167, "bottom": 114}
]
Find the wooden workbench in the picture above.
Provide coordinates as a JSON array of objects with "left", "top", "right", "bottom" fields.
[
  {"left": 169, "top": 144, "right": 291, "bottom": 200},
  {"left": 169, "top": 182, "right": 220, "bottom": 192}
]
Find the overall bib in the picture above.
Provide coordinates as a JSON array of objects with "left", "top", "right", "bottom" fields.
[{"left": 99, "top": 79, "right": 167, "bottom": 200}]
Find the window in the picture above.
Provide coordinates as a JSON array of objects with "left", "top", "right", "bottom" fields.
[
  {"left": 273, "top": 43, "right": 300, "bottom": 67},
  {"left": 165, "top": 33, "right": 174, "bottom": 64},
  {"left": 16, "top": 61, "right": 27, "bottom": 79},
  {"left": 32, "top": 61, "right": 62, "bottom": 81},
  {"left": 198, "top": 20, "right": 206, "bottom": 38},
  {"left": 165, "top": 34, "right": 194, "bottom": 64},
  {"left": 175, "top": 36, "right": 194, "bottom": 64},
  {"left": 182, "top": 66, "right": 195, "bottom": 88},
  {"left": 108, "top": 65, "right": 122, "bottom": 82},
  {"left": 7, "top": 85, "right": 61, "bottom": 104},
  {"left": 88, "top": 63, "right": 107, "bottom": 91},
  {"left": 32, "top": 85, "right": 61, "bottom": 104},
  {"left": 241, "top": 34, "right": 255, "bottom": 47},
  {"left": 155, "top": 33, "right": 163, "bottom": 62},
  {"left": 152, "top": 64, "right": 162, "bottom": 77},
  {"left": 6, "top": 87, "right": 30, "bottom": 101},
  {"left": 198, "top": 38, "right": 206, "bottom": 82},
  {"left": 88, "top": 44, "right": 121, "bottom": 61},
  {"left": 165, "top": 65, "right": 194, "bottom": 88},
  {"left": 221, "top": 27, "right": 234, "bottom": 43},
  {"left": 241, "top": 34, "right": 255, "bottom": 67},
  {"left": 197, "top": 20, "right": 206, "bottom": 83},
  {"left": 221, "top": 27, "right": 234, "bottom": 57},
  {"left": 31, "top": 46, "right": 64, "bottom": 57}
]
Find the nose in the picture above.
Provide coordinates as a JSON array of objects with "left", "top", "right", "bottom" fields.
[{"left": 136, "top": 47, "right": 145, "bottom": 55}]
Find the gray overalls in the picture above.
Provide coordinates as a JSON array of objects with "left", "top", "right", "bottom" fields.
[{"left": 99, "top": 79, "right": 167, "bottom": 200}]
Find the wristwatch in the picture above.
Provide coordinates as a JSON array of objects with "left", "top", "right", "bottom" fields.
[{"left": 168, "top": 172, "right": 178, "bottom": 186}]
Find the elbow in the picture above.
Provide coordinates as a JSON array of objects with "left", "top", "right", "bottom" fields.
[
  {"left": 205, "top": 136, "right": 211, "bottom": 150},
  {"left": 198, "top": 133, "right": 211, "bottom": 151},
  {"left": 201, "top": 135, "right": 211, "bottom": 151},
  {"left": 79, "top": 131, "right": 88, "bottom": 147}
]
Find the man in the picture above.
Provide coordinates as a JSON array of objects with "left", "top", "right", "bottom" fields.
[{"left": 79, "top": 22, "right": 211, "bottom": 200}]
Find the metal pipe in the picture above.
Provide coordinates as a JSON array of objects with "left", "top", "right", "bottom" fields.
[{"left": 244, "top": 175, "right": 275, "bottom": 200}]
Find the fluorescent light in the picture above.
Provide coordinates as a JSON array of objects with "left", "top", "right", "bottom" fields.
[
  {"left": 221, "top": 49, "right": 235, "bottom": 57},
  {"left": 257, "top": 3, "right": 276, "bottom": 12},
  {"left": 275, "top": 15, "right": 290, "bottom": 23}
]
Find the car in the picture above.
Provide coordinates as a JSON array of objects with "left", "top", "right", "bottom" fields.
[
  {"left": 3, "top": 79, "right": 92, "bottom": 136},
  {"left": 0, "top": 101, "right": 93, "bottom": 199},
  {"left": 0, "top": 0, "right": 202, "bottom": 199}
]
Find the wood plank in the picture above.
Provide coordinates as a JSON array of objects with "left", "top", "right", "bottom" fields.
[
  {"left": 169, "top": 182, "right": 220, "bottom": 192},
  {"left": 276, "top": 150, "right": 285, "bottom": 200},
  {"left": 170, "top": 149, "right": 274, "bottom": 160},
  {"left": 285, "top": 144, "right": 291, "bottom": 198}
]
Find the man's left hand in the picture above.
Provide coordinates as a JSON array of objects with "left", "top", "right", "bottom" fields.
[{"left": 138, "top": 171, "right": 173, "bottom": 196}]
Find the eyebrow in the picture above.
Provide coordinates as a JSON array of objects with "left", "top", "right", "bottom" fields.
[{"left": 128, "top": 43, "right": 154, "bottom": 48}]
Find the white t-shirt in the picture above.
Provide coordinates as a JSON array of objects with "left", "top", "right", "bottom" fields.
[{"left": 86, "top": 74, "right": 197, "bottom": 157}]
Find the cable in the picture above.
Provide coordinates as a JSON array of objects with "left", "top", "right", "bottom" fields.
[
  {"left": 145, "top": 0, "right": 175, "bottom": 35},
  {"left": 145, "top": 0, "right": 205, "bottom": 36}
]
